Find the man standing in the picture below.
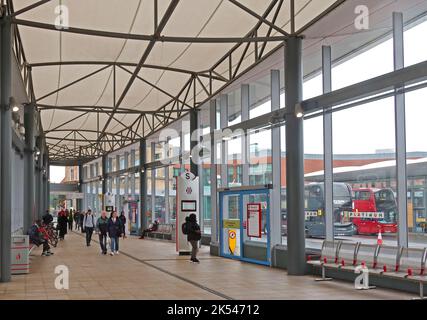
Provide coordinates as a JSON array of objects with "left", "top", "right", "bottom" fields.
[
  {"left": 83, "top": 209, "right": 95, "bottom": 246},
  {"left": 119, "top": 211, "right": 127, "bottom": 239}
]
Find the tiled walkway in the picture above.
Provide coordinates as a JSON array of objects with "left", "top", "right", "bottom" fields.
[{"left": 0, "top": 232, "right": 414, "bottom": 300}]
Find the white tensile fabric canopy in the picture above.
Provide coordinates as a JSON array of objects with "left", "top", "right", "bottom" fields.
[{"left": 11, "top": 0, "right": 340, "bottom": 161}]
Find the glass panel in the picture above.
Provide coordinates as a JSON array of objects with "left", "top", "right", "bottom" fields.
[
  {"left": 169, "top": 165, "right": 178, "bottom": 223},
  {"left": 146, "top": 169, "right": 152, "bottom": 225},
  {"left": 406, "top": 88, "right": 427, "bottom": 247},
  {"left": 332, "top": 97, "right": 398, "bottom": 247},
  {"left": 249, "top": 73, "right": 271, "bottom": 119},
  {"left": 221, "top": 194, "right": 241, "bottom": 257},
  {"left": 155, "top": 167, "right": 166, "bottom": 223},
  {"left": 227, "top": 137, "right": 242, "bottom": 187},
  {"left": 228, "top": 89, "right": 241, "bottom": 126},
  {"left": 303, "top": 116, "right": 324, "bottom": 250},
  {"left": 281, "top": 126, "right": 287, "bottom": 244},
  {"left": 249, "top": 128, "right": 272, "bottom": 186},
  {"left": 405, "top": 19, "right": 427, "bottom": 67}
]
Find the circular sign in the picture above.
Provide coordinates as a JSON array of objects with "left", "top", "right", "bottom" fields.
[{"left": 228, "top": 230, "right": 236, "bottom": 239}]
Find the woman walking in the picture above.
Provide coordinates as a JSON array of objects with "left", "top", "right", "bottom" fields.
[{"left": 108, "top": 211, "right": 123, "bottom": 256}]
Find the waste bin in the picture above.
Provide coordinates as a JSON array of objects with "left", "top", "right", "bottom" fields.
[{"left": 11, "top": 235, "right": 30, "bottom": 275}]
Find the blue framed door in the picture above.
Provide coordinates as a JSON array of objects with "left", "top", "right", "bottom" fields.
[{"left": 219, "top": 189, "right": 270, "bottom": 266}]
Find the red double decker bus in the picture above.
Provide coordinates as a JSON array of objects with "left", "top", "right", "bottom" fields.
[{"left": 350, "top": 188, "right": 398, "bottom": 235}]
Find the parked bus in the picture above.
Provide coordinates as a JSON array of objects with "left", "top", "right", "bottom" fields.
[
  {"left": 281, "top": 183, "right": 357, "bottom": 238},
  {"left": 349, "top": 188, "right": 398, "bottom": 235}
]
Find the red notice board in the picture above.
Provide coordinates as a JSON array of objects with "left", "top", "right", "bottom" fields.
[{"left": 247, "top": 203, "right": 262, "bottom": 238}]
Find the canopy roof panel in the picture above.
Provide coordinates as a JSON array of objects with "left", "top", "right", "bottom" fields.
[{"left": 9, "top": 0, "right": 349, "bottom": 162}]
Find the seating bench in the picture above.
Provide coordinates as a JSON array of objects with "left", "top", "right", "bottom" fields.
[
  {"left": 308, "top": 240, "right": 427, "bottom": 299},
  {"left": 146, "top": 224, "right": 175, "bottom": 241}
]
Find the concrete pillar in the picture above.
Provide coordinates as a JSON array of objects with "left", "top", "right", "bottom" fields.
[
  {"left": 285, "top": 36, "right": 306, "bottom": 275},
  {"left": 0, "top": 16, "right": 12, "bottom": 282},
  {"left": 24, "top": 103, "right": 36, "bottom": 230}
]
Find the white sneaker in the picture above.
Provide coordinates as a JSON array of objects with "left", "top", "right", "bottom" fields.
[
  {"left": 115, "top": 251, "right": 119, "bottom": 255},
  {"left": 110, "top": 252, "right": 114, "bottom": 256}
]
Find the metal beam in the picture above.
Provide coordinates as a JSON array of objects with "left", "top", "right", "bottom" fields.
[
  {"left": 11, "top": 0, "right": 53, "bottom": 17},
  {"left": 13, "top": 18, "right": 287, "bottom": 43},
  {"left": 227, "top": 0, "right": 288, "bottom": 36},
  {"left": 97, "top": 0, "right": 179, "bottom": 144}
]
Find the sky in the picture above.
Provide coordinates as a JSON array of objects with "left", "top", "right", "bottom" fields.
[{"left": 49, "top": 19, "right": 427, "bottom": 182}]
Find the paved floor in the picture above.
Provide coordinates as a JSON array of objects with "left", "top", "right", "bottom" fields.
[{"left": 0, "top": 232, "right": 415, "bottom": 300}]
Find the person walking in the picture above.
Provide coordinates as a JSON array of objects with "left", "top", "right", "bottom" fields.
[
  {"left": 67, "top": 209, "right": 74, "bottom": 231},
  {"left": 185, "top": 214, "right": 202, "bottom": 263},
  {"left": 96, "top": 211, "right": 109, "bottom": 255},
  {"left": 74, "top": 211, "right": 81, "bottom": 231},
  {"left": 83, "top": 209, "right": 96, "bottom": 246},
  {"left": 119, "top": 211, "right": 127, "bottom": 239},
  {"left": 108, "top": 211, "right": 123, "bottom": 256},
  {"left": 79, "top": 211, "right": 85, "bottom": 233},
  {"left": 57, "top": 208, "right": 68, "bottom": 240}
]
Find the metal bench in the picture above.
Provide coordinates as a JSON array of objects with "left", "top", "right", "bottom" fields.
[
  {"left": 381, "top": 247, "right": 427, "bottom": 299},
  {"left": 147, "top": 224, "right": 175, "bottom": 240},
  {"left": 371, "top": 245, "right": 402, "bottom": 274},
  {"left": 309, "top": 240, "right": 427, "bottom": 298},
  {"left": 307, "top": 240, "right": 342, "bottom": 281}
]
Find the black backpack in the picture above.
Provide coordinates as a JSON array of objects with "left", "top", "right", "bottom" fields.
[{"left": 182, "top": 221, "right": 190, "bottom": 235}]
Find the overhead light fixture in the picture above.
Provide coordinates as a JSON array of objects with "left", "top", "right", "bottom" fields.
[
  {"left": 36, "top": 150, "right": 41, "bottom": 156},
  {"left": 295, "top": 103, "right": 304, "bottom": 118},
  {"left": 12, "top": 105, "right": 20, "bottom": 113}
]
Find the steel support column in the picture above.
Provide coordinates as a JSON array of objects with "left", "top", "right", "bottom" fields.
[
  {"left": 102, "top": 155, "right": 107, "bottom": 210},
  {"left": 0, "top": 16, "right": 12, "bottom": 282},
  {"left": 210, "top": 100, "right": 218, "bottom": 243},
  {"left": 24, "top": 103, "right": 36, "bottom": 231},
  {"left": 220, "top": 94, "right": 228, "bottom": 188},
  {"left": 189, "top": 109, "right": 198, "bottom": 176},
  {"left": 78, "top": 164, "right": 83, "bottom": 210},
  {"left": 150, "top": 142, "right": 156, "bottom": 222},
  {"left": 241, "top": 84, "right": 250, "bottom": 186},
  {"left": 140, "top": 139, "right": 147, "bottom": 232},
  {"left": 270, "top": 70, "right": 282, "bottom": 255},
  {"left": 393, "top": 12, "right": 408, "bottom": 248},
  {"left": 322, "top": 45, "right": 334, "bottom": 242},
  {"left": 285, "top": 36, "right": 306, "bottom": 275}
]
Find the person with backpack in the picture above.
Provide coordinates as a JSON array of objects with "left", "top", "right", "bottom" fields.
[
  {"left": 96, "top": 211, "right": 109, "bottom": 255},
  {"left": 83, "top": 209, "right": 96, "bottom": 246},
  {"left": 28, "top": 220, "right": 54, "bottom": 256},
  {"left": 182, "top": 214, "right": 202, "bottom": 263},
  {"left": 107, "top": 211, "right": 123, "bottom": 256}
]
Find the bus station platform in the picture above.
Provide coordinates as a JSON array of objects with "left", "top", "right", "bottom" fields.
[{"left": 0, "top": 232, "right": 412, "bottom": 300}]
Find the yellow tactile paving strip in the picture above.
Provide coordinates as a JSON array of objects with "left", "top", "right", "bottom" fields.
[{"left": 0, "top": 232, "right": 415, "bottom": 300}]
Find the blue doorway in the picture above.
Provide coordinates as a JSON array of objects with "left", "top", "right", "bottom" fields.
[{"left": 219, "top": 187, "right": 271, "bottom": 266}]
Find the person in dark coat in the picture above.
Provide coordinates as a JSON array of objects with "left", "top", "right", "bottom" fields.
[
  {"left": 67, "top": 209, "right": 74, "bottom": 231},
  {"left": 119, "top": 211, "right": 127, "bottom": 239},
  {"left": 108, "top": 211, "right": 123, "bottom": 256},
  {"left": 186, "top": 214, "right": 202, "bottom": 263},
  {"left": 57, "top": 208, "right": 68, "bottom": 240},
  {"left": 74, "top": 211, "right": 81, "bottom": 231}
]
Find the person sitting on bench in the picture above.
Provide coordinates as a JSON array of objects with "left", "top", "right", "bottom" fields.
[
  {"left": 28, "top": 220, "right": 54, "bottom": 256},
  {"left": 139, "top": 220, "right": 159, "bottom": 239}
]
